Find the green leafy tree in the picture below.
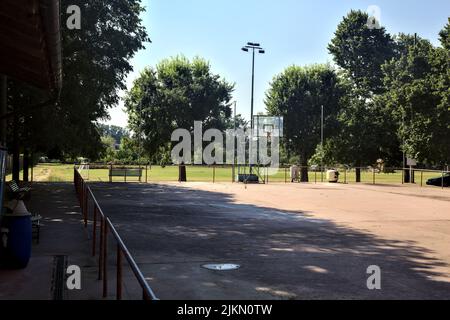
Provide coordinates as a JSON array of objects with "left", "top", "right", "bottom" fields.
[
  {"left": 98, "top": 124, "right": 130, "bottom": 145},
  {"left": 100, "top": 136, "right": 117, "bottom": 163},
  {"left": 324, "top": 10, "right": 401, "bottom": 181},
  {"left": 265, "top": 64, "right": 345, "bottom": 181},
  {"left": 316, "top": 91, "right": 401, "bottom": 181},
  {"left": 7, "top": 0, "right": 149, "bottom": 172},
  {"left": 439, "top": 18, "right": 450, "bottom": 50},
  {"left": 381, "top": 32, "right": 450, "bottom": 165},
  {"left": 328, "top": 10, "right": 396, "bottom": 95}
]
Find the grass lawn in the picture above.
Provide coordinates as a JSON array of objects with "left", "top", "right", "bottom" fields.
[{"left": 5, "top": 163, "right": 444, "bottom": 186}]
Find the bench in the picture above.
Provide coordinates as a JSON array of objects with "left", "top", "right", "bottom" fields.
[{"left": 109, "top": 168, "right": 143, "bottom": 182}]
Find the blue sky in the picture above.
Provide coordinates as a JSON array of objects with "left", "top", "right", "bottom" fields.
[{"left": 105, "top": 0, "right": 450, "bottom": 127}]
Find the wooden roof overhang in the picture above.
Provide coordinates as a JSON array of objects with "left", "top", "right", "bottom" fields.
[{"left": 0, "top": 0, "right": 62, "bottom": 93}]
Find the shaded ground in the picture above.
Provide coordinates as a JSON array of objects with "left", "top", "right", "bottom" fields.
[{"left": 90, "top": 182, "right": 450, "bottom": 300}]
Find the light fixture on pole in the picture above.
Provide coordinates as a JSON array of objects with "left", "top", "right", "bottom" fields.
[{"left": 241, "top": 42, "right": 265, "bottom": 130}]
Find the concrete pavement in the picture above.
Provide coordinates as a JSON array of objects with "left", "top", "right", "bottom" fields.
[
  {"left": 90, "top": 182, "right": 450, "bottom": 300},
  {"left": 0, "top": 183, "right": 101, "bottom": 300}
]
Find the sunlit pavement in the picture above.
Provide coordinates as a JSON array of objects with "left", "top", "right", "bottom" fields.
[{"left": 90, "top": 182, "right": 450, "bottom": 300}]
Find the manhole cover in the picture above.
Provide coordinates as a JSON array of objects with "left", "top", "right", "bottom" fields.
[{"left": 202, "top": 264, "right": 240, "bottom": 271}]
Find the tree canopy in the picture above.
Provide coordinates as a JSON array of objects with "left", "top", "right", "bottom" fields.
[
  {"left": 265, "top": 64, "right": 345, "bottom": 181},
  {"left": 125, "top": 56, "right": 234, "bottom": 164},
  {"left": 328, "top": 10, "right": 396, "bottom": 95},
  {"left": 7, "top": 0, "right": 149, "bottom": 162}
]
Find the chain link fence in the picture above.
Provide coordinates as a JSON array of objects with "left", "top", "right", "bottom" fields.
[{"left": 12, "top": 163, "right": 450, "bottom": 189}]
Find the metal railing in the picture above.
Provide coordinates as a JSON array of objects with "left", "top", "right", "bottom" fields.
[{"left": 74, "top": 168, "right": 158, "bottom": 300}]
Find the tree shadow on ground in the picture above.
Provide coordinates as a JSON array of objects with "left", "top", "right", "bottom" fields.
[{"left": 89, "top": 182, "right": 450, "bottom": 300}]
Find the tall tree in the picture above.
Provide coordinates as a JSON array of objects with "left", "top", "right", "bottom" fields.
[
  {"left": 325, "top": 10, "right": 401, "bottom": 181},
  {"left": 317, "top": 84, "right": 402, "bottom": 181},
  {"left": 439, "top": 18, "right": 450, "bottom": 50},
  {"left": 381, "top": 31, "right": 450, "bottom": 166},
  {"left": 125, "top": 56, "right": 234, "bottom": 175},
  {"left": 328, "top": 10, "right": 396, "bottom": 95},
  {"left": 7, "top": 0, "right": 149, "bottom": 166},
  {"left": 98, "top": 124, "right": 130, "bottom": 145},
  {"left": 265, "top": 64, "right": 344, "bottom": 181}
]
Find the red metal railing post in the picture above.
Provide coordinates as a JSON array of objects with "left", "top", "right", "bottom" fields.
[
  {"left": 117, "top": 245, "right": 122, "bottom": 300},
  {"left": 92, "top": 206, "right": 97, "bottom": 257},
  {"left": 143, "top": 290, "right": 151, "bottom": 301},
  {"left": 74, "top": 168, "right": 158, "bottom": 301},
  {"left": 103, "top": 222, "right": 108, "bottom": 298},
  {"left": 84, "top": 185, "right": 88, "bottom": 228},
  {"left": 98, "top": 216, "right": 104, "bottom": 280}
]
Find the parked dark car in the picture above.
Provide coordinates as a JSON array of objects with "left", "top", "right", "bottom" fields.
[{"left": 426, "top": 173, "right": 450, "bottom": 187}]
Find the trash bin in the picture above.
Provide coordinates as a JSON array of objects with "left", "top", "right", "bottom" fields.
[
  {"left": 327, "top": 170, "right": 339, "bottom": 183},
  {"left": 0, "top": 202, "right": 32, "bottom": 269}
]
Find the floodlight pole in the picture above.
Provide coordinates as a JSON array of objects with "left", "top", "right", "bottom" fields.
[
  {"left": 250, "top": 49, "right": 255, "bottom": 130},
  {"left": 232, "top": 101, "right": 237, "bottom": 182},
  {"left": 242, "top": 43, "right": 265, "bottom": 175}
]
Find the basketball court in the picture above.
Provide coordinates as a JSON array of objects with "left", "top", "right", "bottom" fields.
[{"left": 87, "top": 181, "right": 450, "bottom": 300}]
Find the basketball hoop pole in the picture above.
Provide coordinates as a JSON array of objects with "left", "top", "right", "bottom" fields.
[{"left": 242, "top": 42, "right": 265, "bottom": 175}]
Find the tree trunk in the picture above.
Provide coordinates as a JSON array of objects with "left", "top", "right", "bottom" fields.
[
  {"left": 23, "top": 152, "right": 29, "bottom": 182},
  {"left": 300, "top": 157, "right": 309, "bottom": 183},
  {"left": 404, "top": 169, "right": 410, "bottom": 183},
  {"left": 178, "top": 163, "right": 187, "bottom": 182},
  {"left": 355, "top": 168, "right": 361, "bottom": 183},
  {"left": 355, "top": 161, "right": 361, "bottom": 183}
]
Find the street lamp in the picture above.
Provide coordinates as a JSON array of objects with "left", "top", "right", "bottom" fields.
[
  {"left": 241, "top": 42, "right": 265, "bottom": 131},
  {"left": 242, "top": 42, "right": 265, "bottom": 176}
]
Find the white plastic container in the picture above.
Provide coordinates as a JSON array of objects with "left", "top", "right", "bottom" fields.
[
  {"left": 290, "top": 166, "right": 299, "bottom": 182},
  {"left": 327, "top": 170, "right": 339, "bottom": 183}
]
